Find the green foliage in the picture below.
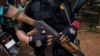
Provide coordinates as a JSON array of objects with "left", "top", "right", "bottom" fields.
[
  {"left": 81, "top": 13, "right": 99, "bottom": 27},
  {"left": 79, "top": 0, "right": 100, "bottom": 33},
  {"left": 80, "top": 0, "right": 100, "bottom": 27},
  {"left": 86, "top": 27, "right": 100, "bottom": 33}
]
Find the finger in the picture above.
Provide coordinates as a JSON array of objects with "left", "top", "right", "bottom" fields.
[
  {"left": 59, "top": 35, "right": 64, "bottom": 40},
  {"left": 47, "top": 35, "right": 53, "bottom": 38},
  {"left": 59, "top": 32, "right": 63, "bottom": 35},
  {"left": 61, "top": 38, "right": 67, "bottom": 43},
  {"left": 47, "top": 37, "right": 53, "bottom": 46},
  {"left": 47, "top": 38, "right": 52, "bottom": 42},
  {"left": 65, "top": 36, "right": 69, "bottom": 42},
  {"left": 47, "top": 42, "right": 52, "bottom": 46}
]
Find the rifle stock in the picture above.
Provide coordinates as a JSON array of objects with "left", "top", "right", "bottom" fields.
[{"left": 27, "top": 20, "right": 84, "bottom": 56}]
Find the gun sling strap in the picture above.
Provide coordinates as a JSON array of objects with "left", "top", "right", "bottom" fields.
[
  {"left": 12, "top": 0, "right": 32, "bottom": 21},
  {"left": 12, "top": 10, "right": 23, "bottom": 21}
]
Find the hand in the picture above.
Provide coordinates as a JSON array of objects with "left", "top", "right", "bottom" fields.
[
  {"left": 41, "top": 30, "right": 53, "bottom": 46},
  {"left": 62, "top": 25, "right": 77, "bottom": 42},
  {"left": 29, "top": 30, "right": 53, "bottom": 48},
  {"left": 59, "top": 33, "right": 70, "bottom": 44},
  {"left": 29, "top": 34, "right": 47, "bottom": 48},
  {"left": 47, "top": 35, "right": 53, "bottom": 46}
]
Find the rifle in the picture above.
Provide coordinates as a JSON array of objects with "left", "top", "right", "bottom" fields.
[{"left": 27, "top": 20, "right": 84, "bottom": 56}]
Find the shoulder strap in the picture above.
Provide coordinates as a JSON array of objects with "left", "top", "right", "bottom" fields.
[
  {"left": 12, "top": 0, "right": 34, "bottom": 21},
  {"left": 63, "top": 0, "right": 73, "bottom": 24},
  {"left": 62, "top": 3, "right": 71, "bottom": 24}
]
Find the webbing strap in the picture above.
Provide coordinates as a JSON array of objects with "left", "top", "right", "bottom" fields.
[
  {"left": 22, "top": 0, "right": 32, "bottom": 12},
  {"left": 12, "top": 10, "right": 23, "bottom": 21},
  {"left": 62, "top": 3, "right": 71, "bottom": 24}
]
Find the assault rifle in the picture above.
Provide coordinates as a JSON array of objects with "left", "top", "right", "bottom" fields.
[{"left": 27, "top": 20, "right": 84, "bottom": 56}]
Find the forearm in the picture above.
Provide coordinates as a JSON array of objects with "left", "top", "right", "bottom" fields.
[
  {"left": 16, "top": 30, "right": 29, "bottom": 44},
  {"left": 6, "top": 5, "right": 36, "bottom": 26},
  {"left": 27, "top": 28, "right": 38, "bottom": 36}
]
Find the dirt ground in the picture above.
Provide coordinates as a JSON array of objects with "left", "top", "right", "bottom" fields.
[
  {"left": 77, "top": 31, "right": 100, "bottom": 56},
  {"left": 0, "top": 31, "right": 100, "bottom": 56}
]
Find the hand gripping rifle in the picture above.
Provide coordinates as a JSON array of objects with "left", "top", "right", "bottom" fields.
[{"left": 27, "top": 20, "right": 84, "bottom": 56}]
